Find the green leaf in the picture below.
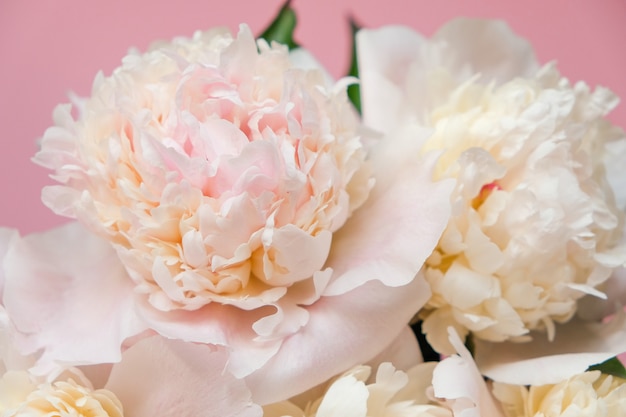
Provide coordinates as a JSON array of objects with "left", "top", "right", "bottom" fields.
[
  {"left": 346, "top": 17, "right": 361, "bottom": 114},
  {"left": 410, "top": 320, "right": 440, "bottom": 362},
  {"left": 258, "top": 0, "right": 299, "bottom": 50},
  {"left": 587, "top": 356, "right": 626, "bottom": 379},
  {"left": 464, "top": 333, "right": 475, "bottom": 357}
]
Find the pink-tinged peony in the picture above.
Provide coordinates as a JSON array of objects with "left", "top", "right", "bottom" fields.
[
  {"left": 12, "top": 24, "right": 453, "bottom": 403},
  {"left": 493, "top": 371, "right": 626, "bottom": 417},
  {"left": 34, "top": 24, "right": 372, "bottom": 317},
  {"left": 358, "top": 19, "right": 626, "bottom": 355}
]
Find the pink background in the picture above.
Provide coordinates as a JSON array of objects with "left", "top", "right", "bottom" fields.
[{"left": 1, "top": 0, "right": 625, "bottom": 234}]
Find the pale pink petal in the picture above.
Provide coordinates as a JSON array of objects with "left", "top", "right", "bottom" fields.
[
  {"left": 105, "top": 336, "right": 261, "bottom": 417},
  {"left": 474, "top": 312, "right": 626, "bottom": 386},
  {"left": 367, "top": 326, "right": 423, "bottom": 372},
  {"left": 245, "top": 277, "right": 431, "bottom": 405},
  {"left": 0, "top": 305, "right": 36, "bottom": 373},
  {"left": 2, "top": 222, "right": 147, "bottom": 373},
  {"left": 324, "top": 141, "right": 455, "bottom": 295},
  {"left": 432, "top": 328, "right": 504, "bottom": 417},
  {"left": 0, "top": 228, "right": 19, "bottom": 298},
  {"left": 134, "top": 297, "right": 282, "bottom": 378}
]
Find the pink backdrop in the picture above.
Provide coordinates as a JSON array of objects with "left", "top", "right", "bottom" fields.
[{"left": 1, "top": 0, "right": 625, "bottom": 234}]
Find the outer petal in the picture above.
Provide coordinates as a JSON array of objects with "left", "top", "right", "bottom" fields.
[
  {"left": 324, "top": 127, "right": 454, "bottom": 296},
  {"left": 474, "top": 312, "right": 626, "bottom": 386},
  {"left": 244, "top": 277, "right": 431, "bottom": 405},
  {"left": 432, "top": 328, "right": 504, "bottom": 417},
  {"left": 367, "top": 326, "right": 423, "bottom": 372},
  {"left": 2, "top": 222, "right": 147, "bottom": 373},
  {"left": 357, "top": 25, "right": 426, "bottom": 134},
  {"left": 0, "top": 305, "right": 35, "bottom": 374},
  {"left": 134, "top": 298, "right": 283, "bottom": 379},
  {"left": 431, "top": 19, "right": 539, "bottom": 82},
  {"left": 357, "top": 19, "right": 539, "bottom": 135},
  {"left": 0, "top": 228, "right": 18, "bottom": 298},
  {"left": 105, "top": 336, "right": 261, "bottom": 417}
]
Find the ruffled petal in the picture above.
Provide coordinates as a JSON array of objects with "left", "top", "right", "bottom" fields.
[{"left": 432, "top": 19, "right": 539, "bottom": 82}]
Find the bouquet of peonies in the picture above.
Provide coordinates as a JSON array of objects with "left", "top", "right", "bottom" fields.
[{"left": 2, "top": 2, "right": 626, "bottom": 416}]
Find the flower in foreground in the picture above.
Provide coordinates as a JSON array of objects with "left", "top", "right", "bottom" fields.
[
  {"left": 9, "top": 23, "right": 453, "bottom": 403},
  {"left": 358, "top": 18, "right": 626, "bottom": 355},
  {"left": 493, "top": 371, "right": 626, "bottom": 417}
]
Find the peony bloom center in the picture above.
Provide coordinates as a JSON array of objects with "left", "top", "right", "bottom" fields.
[{"left": 34, "top": 26, "right": 371, "bottom": 312}]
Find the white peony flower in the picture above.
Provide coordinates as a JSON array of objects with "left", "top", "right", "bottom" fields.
[
  {"left": 1, "top": 373, "right": 124, "bottom": 417},
  {"left": 357, "top": 19, "right": 626, "bottom": 354},
  {"left": 493, "top": 371, "right": 626, "bottom": 417},
  {"left": 264, "top": 362, "right": 453, "bottom": 417}
]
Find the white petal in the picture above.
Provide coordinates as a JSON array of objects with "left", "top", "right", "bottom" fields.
[
  {"left": 432, "top": 328, "right": 504, "bottom": 417},
  {"left": 475, "top": 312, "right": 626, "bottom": 385}
]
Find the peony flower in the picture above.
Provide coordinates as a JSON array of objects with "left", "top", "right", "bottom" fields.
[
  {"left": 493, "top": 371, "right": 626, "bottom": 417},
  {"left": 357, "top": 19, "right": 626, "bottom": 355},
  {"left": 1, "top": 374, "right": 124, "bottom": 417},
  {"left": 34, "top": 23, "right": 372, "bottom": 320},
  {"left": 264, "top": 362, "right": 453, "bottom": 417},
  {"left": 0, "top": 306, "right": 260, "bottom": 417},
  {"left": 10, "top": 24, "right": 453, "bottom": 403}
]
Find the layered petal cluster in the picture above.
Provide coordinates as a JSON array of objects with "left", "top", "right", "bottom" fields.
[
  {"left": 1, "top": 374, "right": 124, "bottom": 417},
  {"left": 34, "top": 24, "right": 371, "bottom": 314},
  {"left": 493, "top": 371, "right": 626, "bottom": 417},
  {"left": 358, "top": 19, "right": 626, "bottom": 354}
]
